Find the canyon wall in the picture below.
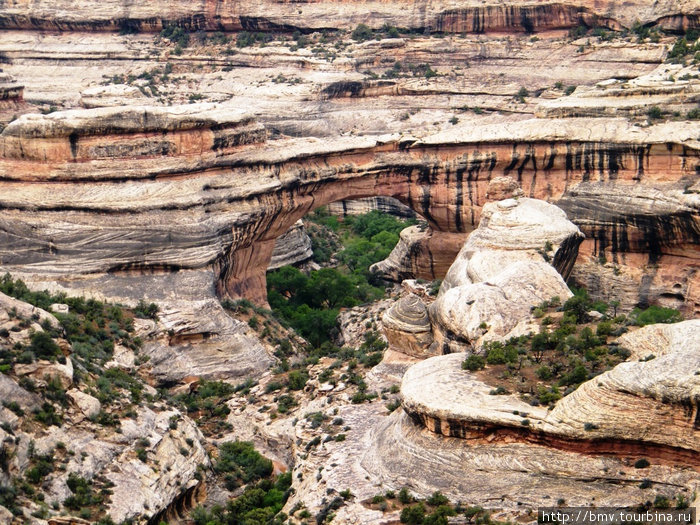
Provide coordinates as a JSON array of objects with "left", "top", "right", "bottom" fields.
[
  {"left": 0, "top": 107, "right": 698, "bottom": 311},
  {"left": 0, "top": 0, "right": 698, "bottom": 34}
]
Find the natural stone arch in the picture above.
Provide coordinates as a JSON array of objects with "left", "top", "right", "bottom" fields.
[
  {"left": 0, "top": 106, "right": 698, "bottom": 312},
  {"left": 213, "top": 162, "right": 478, "bottom": 304}
]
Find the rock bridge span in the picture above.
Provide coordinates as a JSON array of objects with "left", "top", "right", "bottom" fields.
[{"left": 0, "top": 105, "right": 698, "bottom": 311}]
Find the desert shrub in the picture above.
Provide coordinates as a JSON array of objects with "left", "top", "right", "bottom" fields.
[
  {"left": 160, "top": 24, "right": 190, "bottom": 47},
  {"left": 462, "top": 355, "right": 485, "bottom": 371},
  {"left": 634, "top": 458, "right": 650, "bottom": 468},
  {"left": 133, "top": 299, "right": 159, "bottom": 320},
  {"left": 427, "top": 491, "right": 449, "bottom": 506},
  {"left": 398, "top": 487, "right": 413, "bottom": 504},
  {"left": 400, "top": 502, "right": 426, "bottom": 524},
  {"left": 351, "top": 24, "right": 373, "bottom": 42},
  {"left": 631, "top": 305, "right": 682, "bottom": 326},
  {"left": 215, "top": 441, "right": 273, "bottom": 490},
  {"left": 563, "top": 290, "right": 592, "bottom": 323},
  {"left": 28, "top": 331, "right": 61, "bottom": 361},
  {"left": 287, "top": 370, "right": 309, "bottom": 391}
]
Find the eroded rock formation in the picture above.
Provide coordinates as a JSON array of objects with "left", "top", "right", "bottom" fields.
[
  {"left": 429, "top": 196, "right": 583, "bottom": 352},
  {"left": 1, "top": 105, "right": 697, "bottom": 310},
  {"left": 268, "top": 220, "right": 313, "bottom": 270},
  {"left": 401, "top": 345, "right": 699, "bottom": 463},
  {"left": 382, "top": 293, "right": 434, "bottom": 358},
  {"left": 0, "top": 0, "right": 698, "bottom": 34}
]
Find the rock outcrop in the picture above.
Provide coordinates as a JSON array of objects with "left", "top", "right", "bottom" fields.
[
  {"left": 268, "top": 220, "right": 313, "bottom": 270},
  {"left": 362, "top": 407, "right": 699, "bottom": 513},
  {"left": 144, "top": 299, "right": 273, "bottom": 384},
  {"left": 382, "top": 293, "right": 434, "bottom": 358},
  {"left": 615, "top": 319, "right": 700, "bottom": 360},
  {"left": 1, "top": 15, "right": 698, "bottom": 313},
  {"left": 0, "top": 287, "right": 212, "bottom": 525},
  {"left": 0, "top": 0, "right": 697, "bottom": 34},
  {"left": 0, "top": 290, "right": 61, "bottom": 330},
  {"left": 0, "top": 70, "right": 23, "bottom": 107},
  {"left": 3, "top": 104, "right": 696, "bottom": 309},
  {"left": 429, "top": 196, "right": 583, "bottom": 352},
  {"left": 327, "top": 196, "right": 415, "bottom": 218},
  {"left": 400, "top": 347, "right": 699, "bottom": 462}
]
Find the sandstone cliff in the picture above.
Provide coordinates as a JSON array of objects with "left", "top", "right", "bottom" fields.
[
  {"left": 0, "top": 0, "right": 698, "bottom": 33},
  {"left": 1, "top": 106, "right": 697, "bottom": 312}
]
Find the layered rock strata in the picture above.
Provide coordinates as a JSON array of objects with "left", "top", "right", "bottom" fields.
[
  {"left": 0, "top": 104, "right": 698, "bottom": 309},
  {"left": 615, "top": 319, "right": 700, "bottom": 360},
  {"left": 382, "top": 293, "right": 434, "bottom": 358},
  {"left": 0, "top": 70, "right": 22, "bottom": 106},
  {"left": 0, "top": 0, "right": 697, "bottom": 33},
  {"left": 268, "top": 220, "right": 313, "bottom": 270},
  {"left": 362, "top": 408, "right": 699, "bottom": 512},
  {"left": 143, "top": 299, "right": 273, "bottom": 384},
  {"left": 400, "top": 344, "right": 700, "bottom": 464},
  {"left": 327, "top": 196, "right": 415, "bottom": 218}
]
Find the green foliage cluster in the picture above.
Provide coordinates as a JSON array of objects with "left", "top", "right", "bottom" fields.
[
  {"left": 236, "top": 31, "right": 274, "bottom": 48},
  {"left": 94, "top": 368, "right": 144, "bottom": 405},
  {"left": 191, "top": 472, "right": 292, "bottom": 525},
  {"left": 25, "top": 452, "right": 55, "bottom": 484},
  {"left": 351, "top": 24, "right": 374, "bottom": 42},
  {"left": 208, "top": 31, "right": 231, "bottom": 45},
  {"left": 647, "top": 106, "right": 663, "bottom": 120},
  {"left": 63, "top": 473, "right": 102, "bottom": 511},
  {"left": 462, "top": 288, "right": 683, "bottom": 407},
  {"left": 0, "top": 273, "right": 165, "bottom": 438},
  {"left": 214, "top": 440, "right": 274, "bottom": 490},
  {"left": 462, "top": 354, "right": 486, "bottom": 371},
  {"left": 105, "top": 64, "right": 173, "bottom": 98},
  {"left": 351, "top": 23, "right": 405, "bottom": 42},
  {"left": 132, "top": 299, "right": 159, "bottom": 320},
  {"left": 630, "top": 305, "right": 683, "bottom": 326},
  {"left": 33, "top": 402, "right": 63, "bottom": 427},
  {"left": 268, "top": 210, "right": 413, "bottom": 347},
  {"left": 287, "top": 370, "right": 309, "bottom": 391},
  {"left": 27, "top": 332, "right": 61, "bottom": 361},
  {"left": 373, "top": 488, "right": 509, "bottom": 525},
  {"left": 0, "top": 274, "right": 144, "bottom": 370},
  {"left": 0, "top": 485, "right": 19, "bottom": 515},
  {"left": 665, "top": 28, "right": 700, "bottom": 63},
  {"left": 160, "top": 23, "right": 190, "bottom": 47},
  {"left": 174, "top": 380, "right": 234, "bottom": 427},
  {"left": 383, "top": 61, "right": 438, "bottom": 79}
]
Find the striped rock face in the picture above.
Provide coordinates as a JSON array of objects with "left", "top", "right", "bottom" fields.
[{"left": 1, "top": 107, "right": 698, "bottom": 312}]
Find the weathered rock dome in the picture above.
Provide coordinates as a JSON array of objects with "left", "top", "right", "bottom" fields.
[
  {"left": 382, "top": 293, "right": 434, "bottom": 358},
  {"left": 430, "top": 196, "right": 583, "bottom": 352}
]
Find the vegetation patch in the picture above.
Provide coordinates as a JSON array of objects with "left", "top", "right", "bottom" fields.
[{"left": 463, "top": 289, "right": 682, "bottom": 408}]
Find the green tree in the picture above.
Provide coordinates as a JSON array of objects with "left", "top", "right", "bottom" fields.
[
  {"left": 401, "top": 502, "right": 426, "bottom": 524},
  {"left": 28, "top": 331, "right": 61, "bottom": 360}
]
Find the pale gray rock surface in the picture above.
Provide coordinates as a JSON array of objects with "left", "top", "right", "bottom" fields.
[
  {"left": 0, "top": 291, "right": 60, "bottom": 330},
  {"left": 66, "top": 389, "right": 101, "bottom": 419},
  {"left": 0, "top": 373, "right": 41, "bottom": 410},
  {"left": 615, "top": 319, "right": 700, "bottom": 360},
  {"left": 441, "top": 197, "right": 584, "bottom": 292},
  {"left": 327, "top": 196, "right": 415, "bottom": 218},
  {"left": 143, "top": 299, "right": 273, "bottom": 384},
  {"left": 429, "top": 196, "right": 581, "bottom": 351},
  {"left": 268, "top": 220, "right": 313, "bottom": 270},
  {"left": 401, "top": 321, "right": 700, "bottom": 453},
  {"left": 362, "top": 409, "right": 698, "bottom": 512},
  {"left": 15, "top": 358, "right": 73, "bottom": 389}
]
